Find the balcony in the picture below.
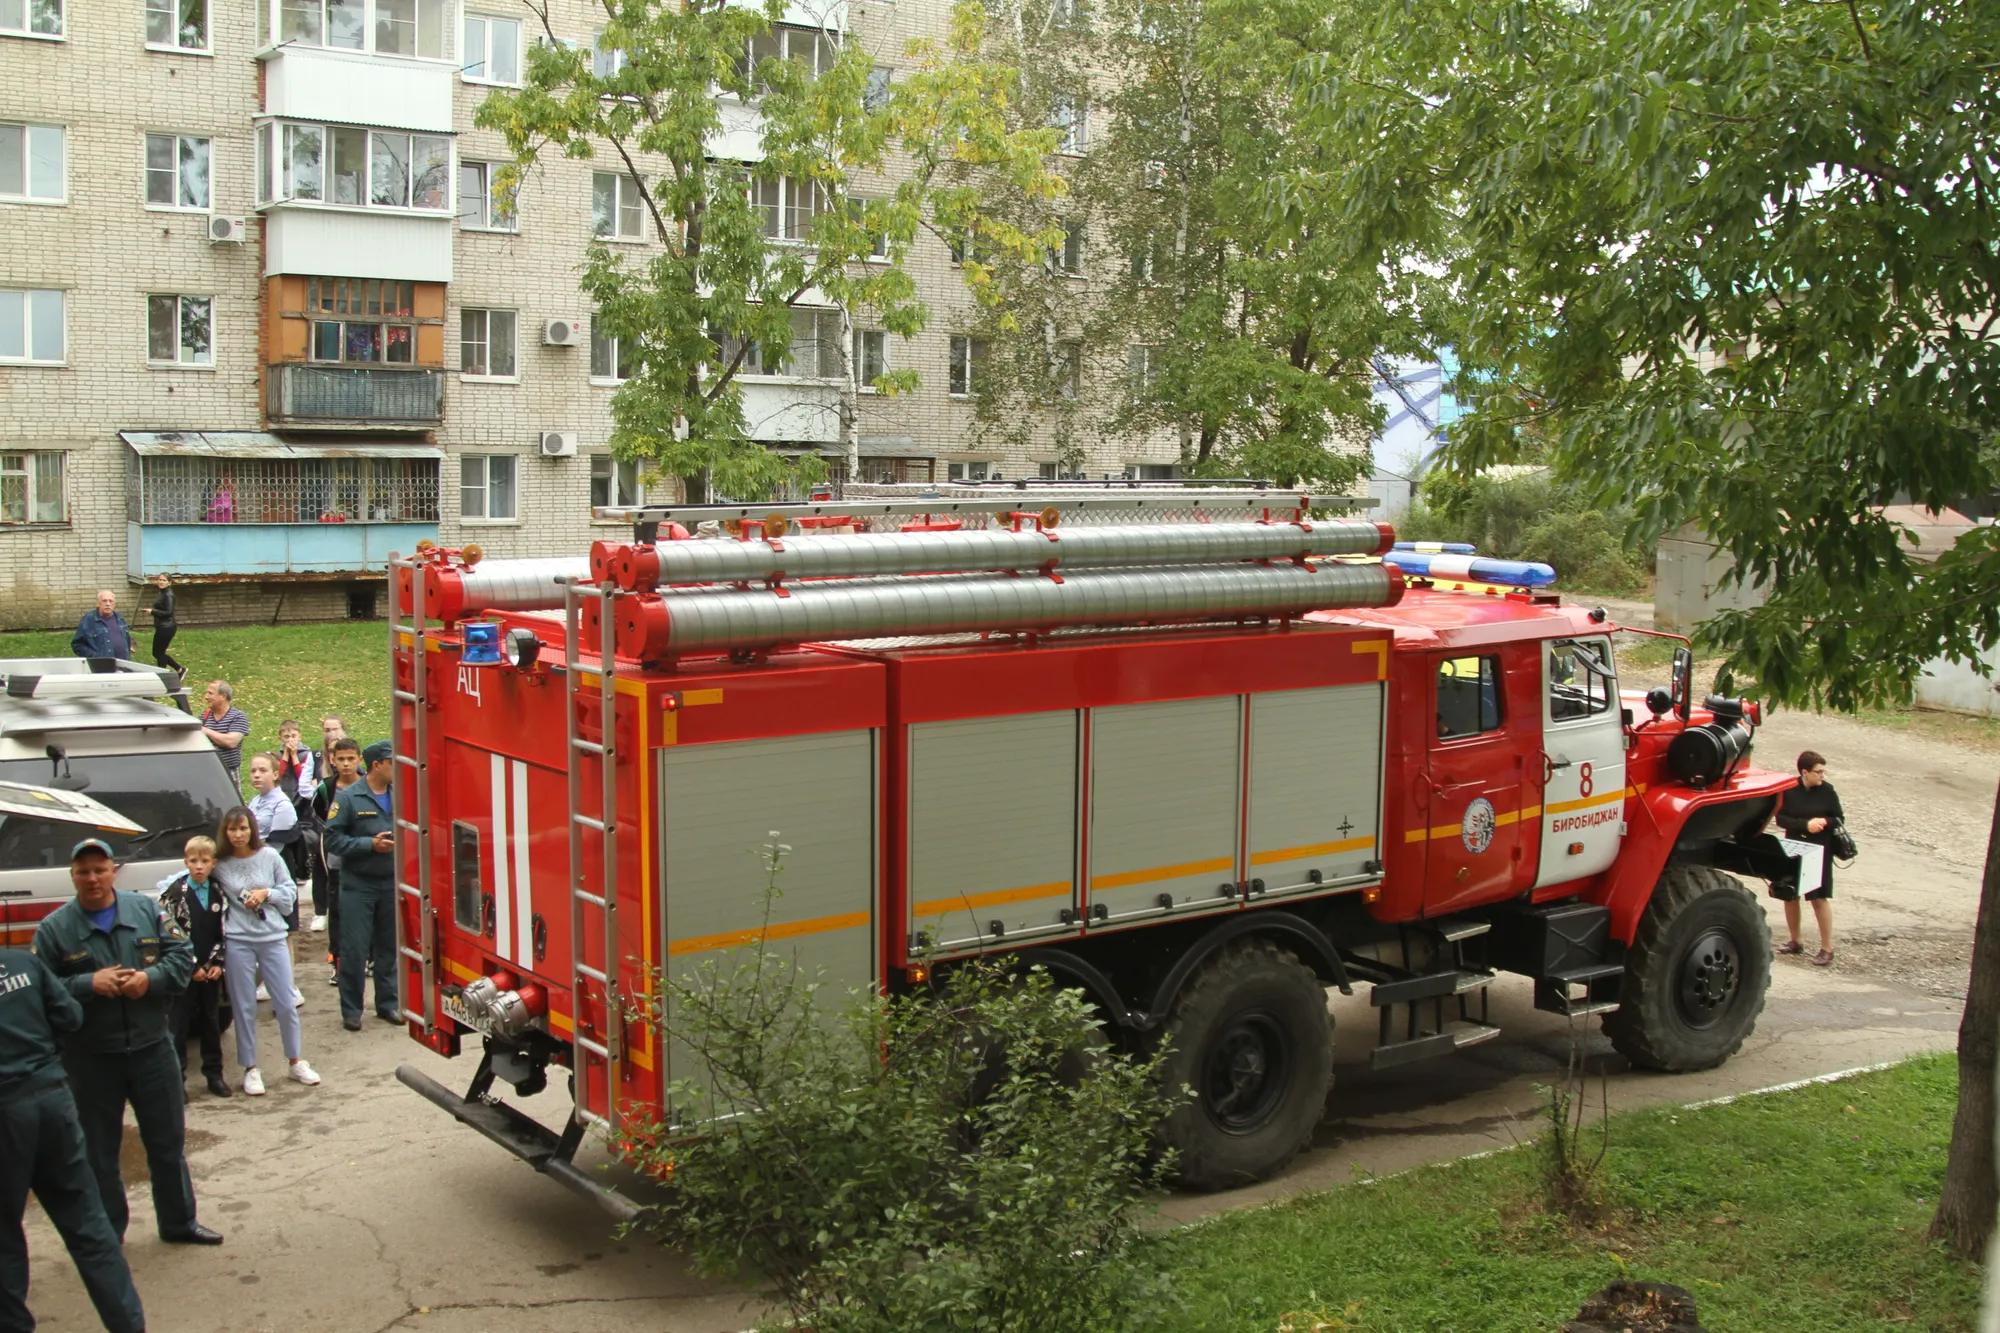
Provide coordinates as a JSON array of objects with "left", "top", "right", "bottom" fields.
[
  {"left": 261, "top": 45, "right": 454, "bottom": 133},
  {"left": 268, "top": 364, "right": 444, "bottom": 430},
  {"left": 122, "top": 432, "right": 440, "bottom": 579},
  {"left": 264, "top": 207, "right": 453, "bottom": 283}
]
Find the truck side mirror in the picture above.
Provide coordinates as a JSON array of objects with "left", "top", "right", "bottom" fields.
[{"left": 1671, "top": 646, "right": 1694, "bottom": 721}]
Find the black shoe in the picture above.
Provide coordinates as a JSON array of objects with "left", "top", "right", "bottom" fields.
[
  {"left": 205, "top": 1073, "right": 231, "bottom": 1098},
  {"left": 376, "top": 1010, "right": 401, "bottom": 1025},
  {"left": 163, "top": 1223, "right": 224, "bottom": 1245},
  {"left": 343, "top": 1015, "right": 363, "bottom": 1031}
]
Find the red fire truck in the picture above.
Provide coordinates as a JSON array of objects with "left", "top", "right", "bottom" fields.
[{"left": 389, "top": 491, "right": 1796, "bottom": 1207}]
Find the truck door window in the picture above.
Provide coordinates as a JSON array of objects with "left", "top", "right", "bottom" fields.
[
  {"left": 1437, "top": 655, "right": 1503, "bottom": 739},
  {"left": 452, "top": 820, "right": 482, "bottom": 931},
  {"left": 1547, "top": 638, "right": 1614, "bottom": 722}
]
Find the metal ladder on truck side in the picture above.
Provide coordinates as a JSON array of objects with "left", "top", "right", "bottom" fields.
[
  {"left": 562, "top": 578, "right": 622, "bottom": 1133},
  {"left": 386, "top": 554, "right": 435, "bottom": 1032}
]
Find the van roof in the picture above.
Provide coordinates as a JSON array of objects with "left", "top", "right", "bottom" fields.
[{"left": 0, "top": 695, "right": 204, "bottom": 739}]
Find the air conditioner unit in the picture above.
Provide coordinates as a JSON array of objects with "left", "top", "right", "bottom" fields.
[
  {"left": 539, "top": 431, "right": 578, "bottom": 458},
  {"left": 543, "top": 318, "right": 582, "bottom": 347},
  {"left": 207, "top": 216, "right": 248, "bottom": 244}
]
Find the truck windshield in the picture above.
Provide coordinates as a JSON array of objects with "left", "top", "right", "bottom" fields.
[{"left": 0, "top": 752, "right": 240, "bottom": 869}]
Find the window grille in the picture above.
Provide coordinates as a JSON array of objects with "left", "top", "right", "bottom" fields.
[{"left": 128, "top": 454, "right": 439, "bottom": 524}]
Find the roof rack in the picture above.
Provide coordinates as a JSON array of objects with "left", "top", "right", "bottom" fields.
[
  {"left": 0, "top": 658, "right": 190, "bottom": 709},
  {"left": 601, "top": 489, "right": 1375, "bottom": 529}
]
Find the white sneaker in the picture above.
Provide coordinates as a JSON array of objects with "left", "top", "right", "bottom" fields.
[
  {"left": 242, "top": 1068, "right": 266, "bottom": 1096},
  {"left": 255, "top": 983, "right": 270, "bottom": 1002},
  {"left": 291, "top": 987, "right": 305, "bottom": 1007},
  {"left": 288, "top": 1060, "right": 321, "bottom": 1086},
  {"left": 308, "top": 915, "right": 327, "bottom": 932},
  {"left": 327, "top": 966, "right": 339, "bottom": 987}
]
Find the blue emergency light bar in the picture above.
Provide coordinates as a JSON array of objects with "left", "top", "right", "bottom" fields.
[
  {"left": 1384, "top": 550, "right": 1557, "bottom": 587},
  {"left": 1392, "top": 541, "right": 1477, "bottom": 554},
  {"left": 460, "top": 621, "right": 503, "bottom": 665}
]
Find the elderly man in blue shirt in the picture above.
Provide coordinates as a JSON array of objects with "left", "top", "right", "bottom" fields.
[{"left": 70, "top": 591, "right": 132, "bottom": 661}]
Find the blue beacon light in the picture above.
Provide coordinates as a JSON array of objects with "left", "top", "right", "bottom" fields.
[
  {"left": 1383, "top": 550, "right": 1557, "bottom": 588},
  {"left": 460, "top": 621, "right": 504, "bottom": 665}
]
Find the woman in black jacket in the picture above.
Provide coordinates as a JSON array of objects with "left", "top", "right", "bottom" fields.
[
  {"left": 147, "top": 573, "right": 184, "bottom": 673},
  {"left": 1774, "top": 749, "right": 1842, "bottom": 966}
]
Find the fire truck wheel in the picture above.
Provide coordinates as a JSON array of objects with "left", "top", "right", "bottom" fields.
[
  {"left": 1604, "top": 863, "right": 1771, "bottom": 1073},
  {"left": 1155, "top": 938, "right": 1333, "bottom": 1192}
]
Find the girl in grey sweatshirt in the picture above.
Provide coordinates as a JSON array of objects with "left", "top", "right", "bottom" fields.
[{"left": 214, "top": 806, "right": 321, "bottom": 1096}]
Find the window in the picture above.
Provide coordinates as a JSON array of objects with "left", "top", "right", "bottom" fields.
[
  {"left": 1132, "top": 463, "right": 1178, "bottom": 480},
  {"left": 262, "top": 0, "right": 443, "bottom": 58},
  {"left": 1036, "top": 462, "right": 1060, "bottom": 480},
  {"left": 0, "top": 0, "right": 64, "bottom": 38},
  {"left": 146, "top": 0, "right": 206, "bottom": 50},
  {"left": 459, "top": 454, "right": 517, "bottom": 520},
  {"left": 306, "top": 277, "right": 415, "bottom": 363},
  {"left": 259, "top": 123, "right": 448, "bottom": 211},
  {"left": 947, "top": 229, "right": 990, "bottom": 266},
  {"left": 1050, "top": 97, "right": 1086, "bottom": 154},
  {"left": 1051, "top": 0, "right": 1087, "bottom": 24},
  {"left": 590, "top": 322, "right": 636, "bottom": 381},
  {"left": 131, "top": 453, "right": 437, "bottom": 522},
  {"left": 948, "top": 461, "right": 995, "bottom": 482},
  {"left": 590, "top": 454, "right": 644, "bottom": 508},
  {"left": 1056, "top": 219, "right": 1084, "bottom": 275},
  {"left": 948, "top": 335, "right": 987, "bottom": 397},
  {"left": 1130, "top": 234, "right": 1164, "bottom": 283},
  {"left": 592, "top": 171, "right": 642, "bottom": 239},
  {"left": 0, "top": 452, "right": 65, "bottom": 524},
  {"left": 459, "top": 308, "right": 516, "bottom": 378},
  {"left": 1547, "top": 638, "right": 1615, "bottom": 723},
  {"left": 0, "top": 124, "right": 63, "bottom": 203},
  {"left": 1436, "top": 654, "right": 1504, "bottom": 739},
  {"left": 848, "top": 195, "right": 888, "bottom": 259},
  {"left": 144, "top": 133, "right": 209, "bottom": 209},
  {"left": 1050, "top": 341, "right": 1080, "bottom": 399},
  {"left": 863, "top": 64, "right": 893, "bottom": 111},
  {"left": 752, "top": 175, "right": 820, "bottom": 242},
  {"left": 0, "top": 289, "right": 63, "bottom": 364},
  {"left": 590, "top": 26, "right": 628, "bottom": 76},
  {"left": 1127, "top": 343, "right": 1159, "bottom": 393},
  {"left": 739, "top": 23, "right": 836, "bottom": 91},
  {"left": 461, "top": 12, "right": 519, "bottom": 82},
  {"left": 458, "top": 161, "right": 517, "bottom": 230},
  {"left": 147, "top": 295, "right": 212, "bottom": 366},
  {"left": 852, "top": 329, "right": 886, "bottom": 387}
]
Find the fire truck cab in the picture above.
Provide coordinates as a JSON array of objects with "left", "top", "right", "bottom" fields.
[{"left": 389, "top": 493, "right": 1799, "bottom": 1203}]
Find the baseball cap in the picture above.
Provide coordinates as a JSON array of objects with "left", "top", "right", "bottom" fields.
[
  {"left": 70, "top": 838, "right": 116, "bottom": 862},
  {"left": 363, "top": 740, "right": 395, "bottom": 766}
]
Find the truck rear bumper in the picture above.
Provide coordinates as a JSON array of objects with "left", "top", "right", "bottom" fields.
[{"left": 395, "top": 1063, "right": 640, "bottom": 1224}]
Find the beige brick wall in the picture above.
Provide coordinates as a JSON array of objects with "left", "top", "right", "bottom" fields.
[{"left": 0, "top": 0, "right": 1188, "bottom": 628}]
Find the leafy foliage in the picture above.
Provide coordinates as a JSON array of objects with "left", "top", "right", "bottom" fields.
[
  {"left": 619, "top": 847, "right": 1175, "bottom": 1333},
  {"left": 1306, "top": 0, "right": 2000, "bottom": 709},
  {"left": 477, "top": 0, "right": 1060, "bottom": 499},
  {"left": 1402, "top": 472, "right": 1649, "bottom": 596}
]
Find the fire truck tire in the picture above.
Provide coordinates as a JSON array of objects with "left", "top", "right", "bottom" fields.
[
  {"left": 1603, "top": 862, "right": 1771, "bottom": 1073},
  {"left": 1154, "top": 938, "right": 1333, "bottom": 1192}
]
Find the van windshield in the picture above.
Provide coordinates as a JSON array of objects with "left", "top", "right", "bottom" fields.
[{"left": 0, "top": 753, "right": 241, "bottom": 870}]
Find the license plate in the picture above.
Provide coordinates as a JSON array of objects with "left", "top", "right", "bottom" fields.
[{"left": 441, "top": 991, "right": 493, "bottom": 1036}]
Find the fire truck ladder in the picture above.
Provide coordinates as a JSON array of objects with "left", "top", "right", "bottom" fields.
[
  {"left": 387, "top": 553, "right": 435, "bottom": 1031},
  {"left": 1350, "top": 918, "right": 1502, "bottom": 1070},
  {"left": 562, "top": 578, "right": 621, "bottom": 1133}
]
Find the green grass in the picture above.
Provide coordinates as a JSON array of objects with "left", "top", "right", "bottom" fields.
[
  {"left": 1158, "top": 1053, "right": 1978, "bottom": 1332},
  {"left": 0, "top": 623, "right": 391, "bottom": 796}
]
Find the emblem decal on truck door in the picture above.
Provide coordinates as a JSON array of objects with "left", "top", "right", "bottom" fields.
[{"left": 1461, "top": 797, "right": 1497, "bottom": 854}]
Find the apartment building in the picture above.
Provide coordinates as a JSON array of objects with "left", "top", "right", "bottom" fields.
[{"left": 0, "top": 0, "right": 1180, "bottom": 630}]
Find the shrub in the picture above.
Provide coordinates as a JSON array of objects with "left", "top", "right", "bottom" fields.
[
  {"left": 1402, "top": 471, "right": 1649, "bottom": 595},
  {"left": 619, "top": 855, "right": 1176, "bottom": 1333}
]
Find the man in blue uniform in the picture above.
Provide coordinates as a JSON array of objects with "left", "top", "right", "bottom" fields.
[
  {"left": 322, "top": 741, "right": 399, "bottom": 1030},
  {"left": 0, "top": 944, "right": 146, "bottom": 1333},
  {"left": 31, "top": 841, "right": 222, "bottom": 1247}
]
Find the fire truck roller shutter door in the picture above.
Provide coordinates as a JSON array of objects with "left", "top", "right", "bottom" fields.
[
  {"left": 1087, "top": 696, "right": 1243, "bottom": 925},
  {"left": 908, "top": 711, "right": 1079, "bottom": 954},
  {"left": 1246, "top": 685, "right": 1386, "bottom": 897},
  {"left": 657, "top": 729, "right": 875, "bottom": 1110}
]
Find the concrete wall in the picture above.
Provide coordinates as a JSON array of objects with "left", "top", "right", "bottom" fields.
[{"left": 1653, "top": 526, "right": 1768, "bottom": 636}]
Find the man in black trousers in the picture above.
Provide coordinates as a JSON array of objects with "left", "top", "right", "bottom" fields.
[
  {"left": 0, "top": 943, "right": 146, "bottom": 1333},
  {"left": 31, "top": 841, "right": 222, "bottom": 1247}
]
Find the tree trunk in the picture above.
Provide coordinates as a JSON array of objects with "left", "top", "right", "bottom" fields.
[{"left": 1931, "top": 776, "right": 2000, "bottom": 1258}]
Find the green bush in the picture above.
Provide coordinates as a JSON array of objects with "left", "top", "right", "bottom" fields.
[
  {"left": 619, "top": 852, "right": 1176, "bottom": 1333},
  {"left": 1400, "top": 471, "right": 1649, "bottom": 596}
]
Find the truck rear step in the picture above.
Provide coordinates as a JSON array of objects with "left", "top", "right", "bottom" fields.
[
  {"left": 1533, "top": 962, "right": 1625, "bottom": 1018},
  {"left": 1369, "top": 969, "right": 1494, "bottom": 1007}
]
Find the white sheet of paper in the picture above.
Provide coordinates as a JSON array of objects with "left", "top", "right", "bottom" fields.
[{"left": 1776, "top": 835, "right": 1824, "bottom": 896}]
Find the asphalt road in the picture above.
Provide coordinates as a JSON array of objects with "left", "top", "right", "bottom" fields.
[{"left": 21, "top": 662, "right": 1994, "bottom": 1332}]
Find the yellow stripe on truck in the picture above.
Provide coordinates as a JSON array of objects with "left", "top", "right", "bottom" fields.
[
  {"left": 912, "top": 881, "right": 1072, "bottom": 917},
  {"left": 1249, "top": 836, "right": 1376, "bottom": 866},
  {"left": 667, "top": 910, "right": 871, "bottom": 958},
  {"left": 1089, "top": 855, "right": 1235, "bottom": 892}
]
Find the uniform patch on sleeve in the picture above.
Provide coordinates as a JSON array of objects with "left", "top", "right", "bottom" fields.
[{"left": 328, "top": 804, "right": 339, "bottom": 818}]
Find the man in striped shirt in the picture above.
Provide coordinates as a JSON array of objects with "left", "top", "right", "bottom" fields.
[{"left": 199, "top": 680, "right": 250, "bottom": 792}]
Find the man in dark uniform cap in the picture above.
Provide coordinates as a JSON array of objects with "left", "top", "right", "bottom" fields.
[
  {"left": 0, "top": 940, "right": 146, "bottom": 1332},
  {"left": 31, "top": 840, "right": 221, "bottom": 1247},
  {"left": 323, "top": 741, "right": 400, "bottom": 1031}
]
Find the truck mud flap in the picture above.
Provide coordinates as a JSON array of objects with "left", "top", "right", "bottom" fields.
[{"left": 396, "top": 1063, "right": 640, "bottom": 1224}]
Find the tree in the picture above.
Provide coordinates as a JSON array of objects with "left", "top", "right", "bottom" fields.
[
  {"left": 1305, "top": 0, "right": 2000, "bottom": 1255},
  {"left": 477, "top": 0, "right": 1060, "bottom": 500},
  {"left": 949, "top": 0, "right": 1434, "bottom": 487}
]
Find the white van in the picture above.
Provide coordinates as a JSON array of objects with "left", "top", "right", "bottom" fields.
[{"left": 0, "top": 658, "right": 243, "bottom": 945}]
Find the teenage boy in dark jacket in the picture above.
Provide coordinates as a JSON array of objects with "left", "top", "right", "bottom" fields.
[{"left": 159, "top": 836, "right": 230, "bottom": 1099}]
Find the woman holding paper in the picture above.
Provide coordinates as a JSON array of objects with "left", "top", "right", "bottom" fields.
[{"left": 1774, "top": 750, "right": 1842, "bottom": 967}]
